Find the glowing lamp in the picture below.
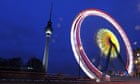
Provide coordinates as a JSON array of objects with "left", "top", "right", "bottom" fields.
[
  {"left": 135, "top": 60, "right": 138, "bottom": 64},
  {"left": 137, "top": 53, "right": 140, "bottom": 57}
]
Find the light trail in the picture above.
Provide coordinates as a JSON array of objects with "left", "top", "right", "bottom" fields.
[{"left": 71, "top": 9, "right": 133, "bottom": 80}]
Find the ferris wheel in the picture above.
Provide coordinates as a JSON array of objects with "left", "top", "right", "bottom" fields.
[{"left": 70, "top": 9, "right": 133, "bottom": 81}]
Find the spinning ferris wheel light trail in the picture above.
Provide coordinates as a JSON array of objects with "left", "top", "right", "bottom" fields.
[
  {"left": 96, "top": 29, "right": 128, "bottom": 73},
  {"left": 96, "top": 28, "right": 127, "bottom": 73},
  {"left": 70, "top": 9, "right": 133, "bottom": 81},
  {"left": 96, "top": 28, "right": 120, "bottom": 58}
]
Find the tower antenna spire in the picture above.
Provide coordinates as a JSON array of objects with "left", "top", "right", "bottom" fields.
[{"left": 49, "top": 0, "right": 53, "bottom": 21}]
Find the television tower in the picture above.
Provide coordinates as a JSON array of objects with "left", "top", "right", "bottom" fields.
[{"left": 42, "top": 0, "right": 53, "bottom": 72}]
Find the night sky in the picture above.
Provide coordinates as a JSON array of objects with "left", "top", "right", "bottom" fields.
[{"left": 0, "top": 0, "right": 140, "bottom": 76}]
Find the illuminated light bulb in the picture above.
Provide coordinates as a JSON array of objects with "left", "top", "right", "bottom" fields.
[{"left": 135, "top": 60, "right": 138, "bottom": 64}]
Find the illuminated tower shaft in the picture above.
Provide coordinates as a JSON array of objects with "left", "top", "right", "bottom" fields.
[
  {"left": 43, "top": 34, "right": 51, "bottom": 72},
  {"left": 43, "top": 20, "right": 53, "bottom": 72}
]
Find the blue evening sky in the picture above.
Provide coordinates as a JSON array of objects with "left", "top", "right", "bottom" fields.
[{"left": 0, "top": 0, "right": 140, "bottom": 76}]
